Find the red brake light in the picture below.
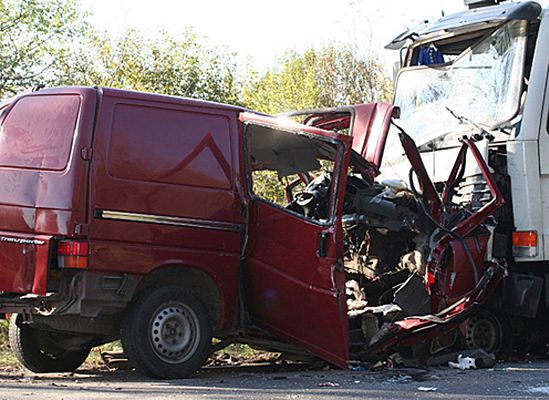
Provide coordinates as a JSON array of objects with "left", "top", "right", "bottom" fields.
[{"left": 57, "top": 240, "right": 89, "bottom": 268}]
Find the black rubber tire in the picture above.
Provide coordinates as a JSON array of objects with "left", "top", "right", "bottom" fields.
[
  {"left": 8, "top": 314, "right": 91, "bottom": 373},
  {"left": 120, "top": 285, "right": 212, "bottom": 379}
]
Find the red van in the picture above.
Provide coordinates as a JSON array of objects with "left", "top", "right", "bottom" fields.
[{"left": 0, "top": 87, "right": 505, "bottom": 378}]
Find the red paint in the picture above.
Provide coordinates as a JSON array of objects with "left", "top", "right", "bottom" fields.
[
  {"left": 0, "top": 86, "right": 504, "bottom": 371},
  {"left": 290, "top": 102, "right": 396, "bottom": 169}
]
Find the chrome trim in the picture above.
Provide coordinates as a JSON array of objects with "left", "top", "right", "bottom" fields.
[
  {"left": 95, "top": 210, "right": 241, "bottom": 232},
  {"left": 0, "top": 236, "right": 45, "bottom": 245}
]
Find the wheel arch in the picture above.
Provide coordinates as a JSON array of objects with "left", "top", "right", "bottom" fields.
[{"left": 133, "top": 264, "right": 223, "bottom": 330}]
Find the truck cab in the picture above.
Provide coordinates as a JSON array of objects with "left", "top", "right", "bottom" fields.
[{"left": 384, "top": 0, "right": 549, "bottom": 349}]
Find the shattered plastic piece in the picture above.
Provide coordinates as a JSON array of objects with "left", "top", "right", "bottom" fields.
[
  {"left": 384, "top": 374, "right": 412, "bottom": 384},
  {"left": 418, "top": 387, "right": 437, "bottom": 392},
  {"left": 317, "top": 382, "right": 340, "bottom": 387},
  {"left": 399, "top": 250, "right": 425, "bottom": 277},
  {"left": 348, "top": 303, "right": 401, "bottom": 317},
  {"left": 448, "top": 355, "right": 476, "bottom": 370},
  {"left": 427, "top": 348, "right": 495, "bottom": 368}
]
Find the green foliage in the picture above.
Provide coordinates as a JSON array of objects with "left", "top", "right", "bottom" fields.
[
  {"left": 54, "top": 29, "right": 241, "bottom": 104},
  {"left": 0, "top": 1, "right": 391, "bottom": 110},
  {"left": 252, "top": 171, "right": 288, "bottom": 205},
  {"left": 0, "top": 0, "right": 88, "bottom": 97},
  {"left": 0, "top": 319, "right": 7, "bottom": 351},
  {"left": 242, "top": 45, "right": 392, "bottom": 114}
]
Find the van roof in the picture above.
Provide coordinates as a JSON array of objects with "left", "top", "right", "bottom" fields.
[{"left": 35, "top": 86, "right": 247, "bottom": 114}]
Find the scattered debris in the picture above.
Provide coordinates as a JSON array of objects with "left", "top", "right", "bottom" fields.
[
  {"left": 427, "top": 349, "right": 496, "bottom": 368},
  {"left": 449, "top": 355, "right": 477, "bottom": 370},
  {"left": 317, "top": 382, "right": 340, "bottom": 387},
  {"left": 417, "top": 386, "right": 437, "bottom": 392},
  {"left": 204, "top": 351, "right": 283, "bottom": 368},
  {"left": 100, "top": 351, "right": 132, "bottom": 370},
  {"left": 384, "top": 374, "right": 412, "bottom": 384}
]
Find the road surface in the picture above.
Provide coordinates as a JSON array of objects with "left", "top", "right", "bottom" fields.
[{"left": 1, "top": 360, "right": 549, "bottom": 399}]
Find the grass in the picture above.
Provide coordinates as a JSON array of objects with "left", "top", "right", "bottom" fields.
[
  {"left": 0, "top": 320, "right": 121, "bottom": 370},
  {"left": 0, "top": 321, "right": 262, "bottom": 370},
  {"left": 0, "top": 319, "right": 17, "bottom": 368}
]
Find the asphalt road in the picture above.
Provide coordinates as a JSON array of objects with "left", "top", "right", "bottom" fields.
[{"left": 1, "top": 361, "right": 549, "bottom": 399}]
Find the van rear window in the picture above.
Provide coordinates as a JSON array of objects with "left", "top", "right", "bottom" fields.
[{"left": 0, "top": 95, "right": 80, "bottom": 170}]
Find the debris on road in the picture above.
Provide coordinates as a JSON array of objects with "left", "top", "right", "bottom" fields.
[
  {"left": 449, "top": 355, "right": 477, "bottom": 370},
  {"left": 417, "top": 386, "right": 437, "bottom": 392},
  {"left": 317, "top": 382, "right": 340, "bottom": 387},
  {"left": 205, "top": 351, "right": 284, "bottom": 368}
]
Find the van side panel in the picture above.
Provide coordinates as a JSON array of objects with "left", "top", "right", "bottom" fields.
[{"left": 89, "top": 93, "right": 243, "bottom": 329}]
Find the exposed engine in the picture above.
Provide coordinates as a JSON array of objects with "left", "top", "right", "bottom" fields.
[{"left": 294, "top": 169, "right": 434, "bottom": 359}]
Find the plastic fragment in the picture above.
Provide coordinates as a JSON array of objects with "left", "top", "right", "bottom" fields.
[
  {"left": 317, "top": 382, "right": 340, "bottom": 387},
  {"left": 448, "top": 355, "right": 476, "bottom": 370},
  {"left": 418, "top": 387, "right": 437, "bottom": 392}
]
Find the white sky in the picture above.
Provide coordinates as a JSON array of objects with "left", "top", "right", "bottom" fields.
[{"left": 80, "top": 0, "right": 547, "bottom": 71}]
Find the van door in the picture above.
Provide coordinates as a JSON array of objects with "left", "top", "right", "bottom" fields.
[
  {"left": 241, "top": 114, "right": 351, "bottom": 368},
  {"left": 0, "top": 88, "right": 96, "bottom": 295}
]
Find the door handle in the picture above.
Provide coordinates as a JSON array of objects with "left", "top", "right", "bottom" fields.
[{"left": 319, "top": 231, "right": 329, "bottom": 257}]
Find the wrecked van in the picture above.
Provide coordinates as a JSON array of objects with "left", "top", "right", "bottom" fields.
[{"left": 0, "top": 87, "right": 504, "bottom": 378}]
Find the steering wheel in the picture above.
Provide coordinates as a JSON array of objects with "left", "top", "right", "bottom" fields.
[{"left": 294, "top": 190, "right": 321, "bottom": 218}]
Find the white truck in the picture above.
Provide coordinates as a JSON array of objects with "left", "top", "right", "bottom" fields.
[{"left": 382, "top": 0, "right": 549, "bottom": 353}]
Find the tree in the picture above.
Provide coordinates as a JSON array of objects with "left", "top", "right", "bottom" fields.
[
  {"left": 0, "top": 0, "right": 88, "bottom": 98},
  {"left": 54, "top": 28, "right": 241, "bottom": 105},
  {"left": 242, "top": 45, "right": 392, "bottom": 114}
]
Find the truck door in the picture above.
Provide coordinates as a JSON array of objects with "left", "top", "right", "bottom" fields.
[{"left": 241, "top": 114, "right": 351, "bottom": 368}]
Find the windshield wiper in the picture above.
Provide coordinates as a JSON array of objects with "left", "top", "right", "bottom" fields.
[{"left": 445, "top": 106, "right": 495, "bottom": 142}]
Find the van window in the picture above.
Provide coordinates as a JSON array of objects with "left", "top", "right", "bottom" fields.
[
  {"left": 0, "top": 95, "right": 80, "bottom": 170},
  {"left": 108, "top": 104, "right": 232, "bottom": 189},
  {"left": 247, "top": 123, "right": 340, "bottom": 224}
]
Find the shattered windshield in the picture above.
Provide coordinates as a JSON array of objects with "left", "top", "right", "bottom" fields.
[{"left": 393, "top": 20, "right": 528, "bottom": 145}]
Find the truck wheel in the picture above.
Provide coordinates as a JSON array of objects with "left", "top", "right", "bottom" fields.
[
  {"left": 8, "top": 314, "right": 91, "bottom": 373},
  {"left": 120, "top": 286, "right": 212, "bottom": 379},
  {"left": 464, "top": 309, "right": 503, "bottom": 354}
]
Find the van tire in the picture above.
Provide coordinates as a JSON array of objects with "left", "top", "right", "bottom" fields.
[
  {"left": 8, "top": 314, "right": 90, "bottom": 373},
  {"left": 121, "top": 285, "right": 212, "bottom": 379}
]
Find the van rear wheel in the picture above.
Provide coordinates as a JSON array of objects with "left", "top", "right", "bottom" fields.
[
  {"left": 120, "top": 285, "right": 212, "bottom": 379},
  {"left": 8, "top": 314, "right": 91, "bottom": 373}
]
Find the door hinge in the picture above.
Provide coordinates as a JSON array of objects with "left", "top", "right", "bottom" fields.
[
  {"left": 81, "top": 147, "right": 93, "bottom": 161},
  {"left": 74, "top": 223, "right": 90, "bottom": 235}
]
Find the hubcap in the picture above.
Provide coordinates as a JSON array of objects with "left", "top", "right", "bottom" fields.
[{"left": 150, "top": 302, "right": 200, "bottom": 364}]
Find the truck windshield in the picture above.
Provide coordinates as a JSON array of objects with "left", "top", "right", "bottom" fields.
[{"left": 393, "top": 20, "right": 528, "bottom": 145}]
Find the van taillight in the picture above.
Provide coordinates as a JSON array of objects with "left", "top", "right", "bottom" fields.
[{"left": 57, "top": 240, "right": 89, "bottom": 268}]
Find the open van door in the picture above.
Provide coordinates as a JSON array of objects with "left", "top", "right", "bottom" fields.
[{"left": 241, "top": 113, "right": 352, "bottom": 368}]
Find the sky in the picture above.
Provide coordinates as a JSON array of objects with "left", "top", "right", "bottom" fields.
[{"left": 79, "top": 0, "right": 547, "bottom": 71}]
